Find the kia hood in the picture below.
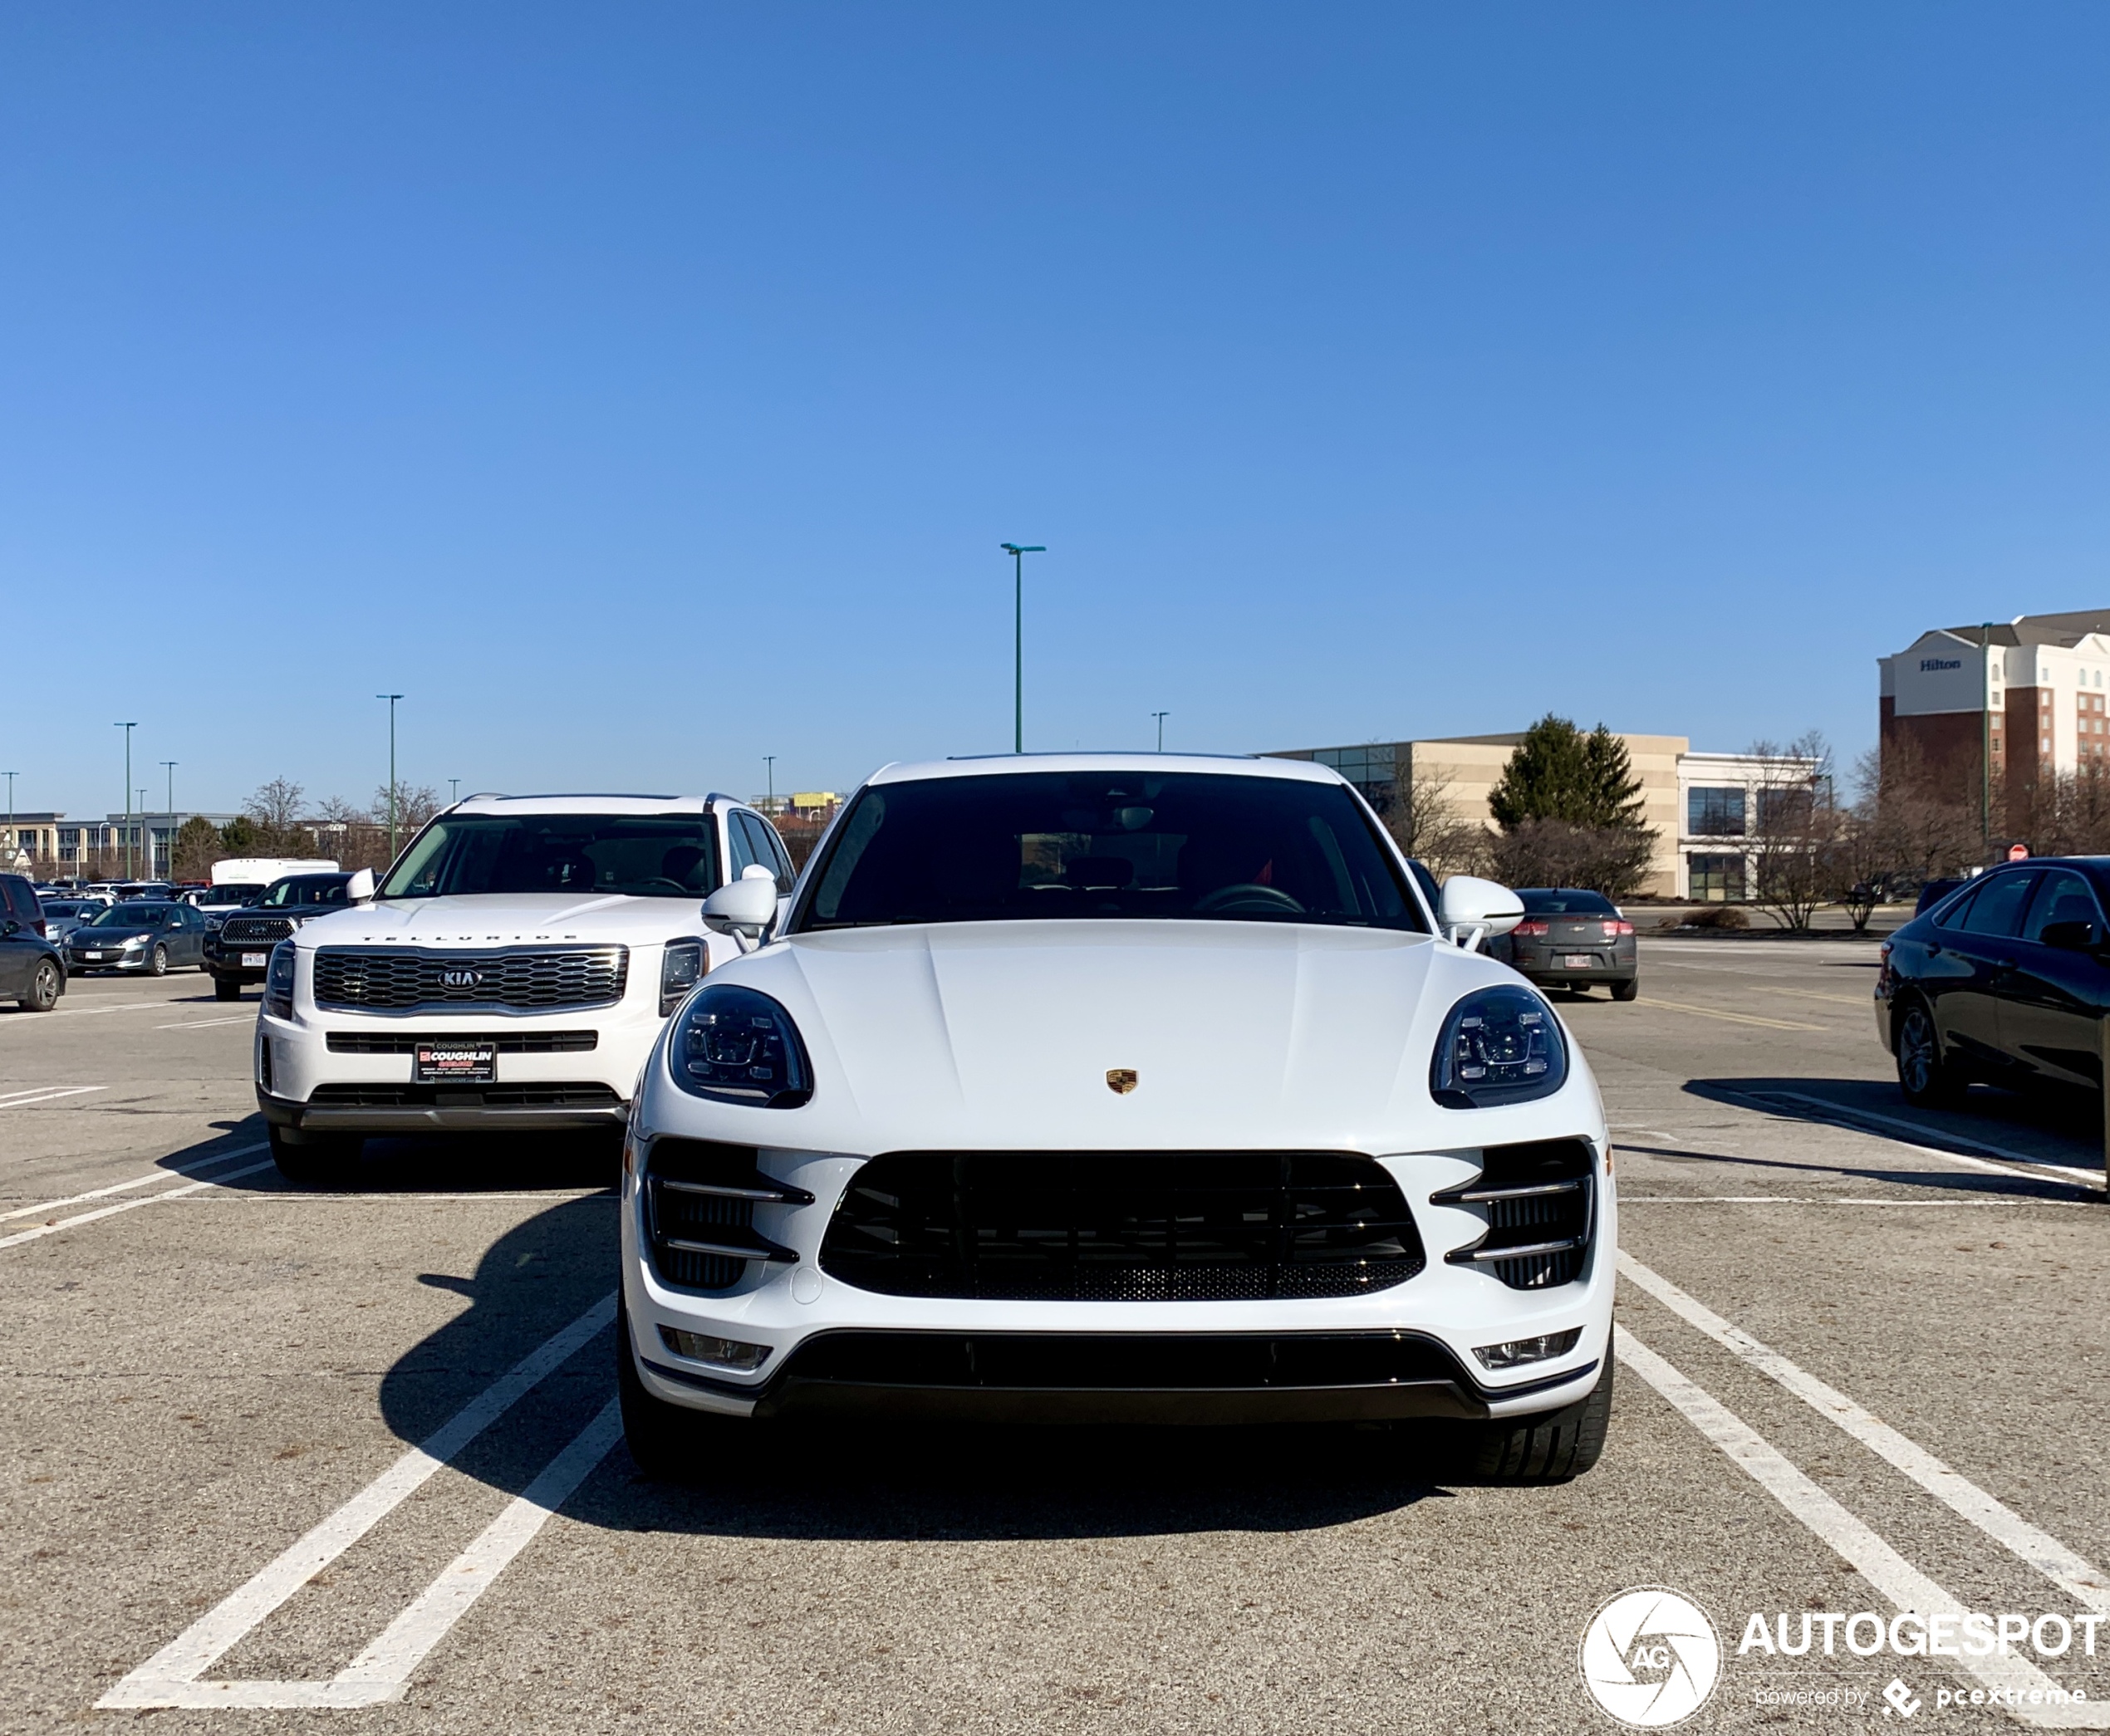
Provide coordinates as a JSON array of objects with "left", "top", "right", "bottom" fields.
[
  {"left": 694, "top": 919, "right": 1594, "bottom": 1153},
  {"left": 295, "top": 893, "right": 709, "bottom": 947}
]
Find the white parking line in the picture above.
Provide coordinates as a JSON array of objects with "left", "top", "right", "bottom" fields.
[
  {"left": 1752, "top": 1089, "right": 2108, "bottom": 1187},
  {"left": 1621, "top": 1194, "right": 2096, "bottom": 1207},
  {"left": 0, "top": 1160, "right": 276, "bottom": 1250},
  {"left": 154, "top": 1015, "right": 253, "bottom": 1032},
  {"left": 0, "top": 1085, "right": 106, "bottom": 1108},
  {"left": 0, "top": 1142, "right": 272, "bottom": 1224},
  {"left": 1616, "top": 1327, "right": 2110, "bottom": 1727},
  {"left": 1620, "top": 1252, "right": 2110, "bottom": 1611},
  {"left": 49, "top": 1000, "right": 167, "bottom": 1018},
  {"left": 99, "top": 1294, "right": 616, "bottom": 1710}
]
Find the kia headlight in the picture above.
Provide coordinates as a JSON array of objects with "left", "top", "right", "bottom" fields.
[
  {"left": 659, "top": 939, "right": 705, "bottom": 1017},
  {"left": 670, "top": 984, "right": 812, "bottom": 1107},
  {"left": 1430, "top": 984, "right": 1568, "bottom": 1108},
  {"left": 264, "top": 941, "right": 297, "bottom": 1019}
]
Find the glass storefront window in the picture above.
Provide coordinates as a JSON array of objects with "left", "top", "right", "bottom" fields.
[
  {"left": 1688, "top": 853, "right": 1746, "bottom": 903},
  {"left": 1687, "top": 787, "right": 1746, "bottom": 836}
]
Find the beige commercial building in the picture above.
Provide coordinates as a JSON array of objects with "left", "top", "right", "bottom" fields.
[{"left": 1267, "top": 733, "right": 1811, "bottom": 900}]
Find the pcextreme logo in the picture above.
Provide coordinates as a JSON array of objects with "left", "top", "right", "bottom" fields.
[{"left": 1579, "top": 1587, "right": 1722, "bottom": 1728}]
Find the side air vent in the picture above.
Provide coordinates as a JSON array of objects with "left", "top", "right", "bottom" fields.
[
  {"left": 1431, "top": 1138, "right": 1595, "bottom": 1290},
  {"left": 643, "top": 1138, "right": 810, "bottom": 1292}
]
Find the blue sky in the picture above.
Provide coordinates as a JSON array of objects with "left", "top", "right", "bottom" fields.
[{"left": 4, "top": 4, "right": 2107, "bottom": 819}]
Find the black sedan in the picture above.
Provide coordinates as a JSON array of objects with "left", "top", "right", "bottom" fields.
[
  {"left": 1877, "top": 856, "right": 2110, "bottom": 1106},
  {"left": 64, "top": 901, "right": 210, "bottom": 976},
  {"left": 1, "top": 913, "right": 64, "bottom": 1010},
  {"left": 1487, "top": 887, "right": 1639, "bottom": 1000}
]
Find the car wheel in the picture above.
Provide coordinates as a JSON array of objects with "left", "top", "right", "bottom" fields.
[
  {"left": 1895, "top": 999, "right": 1961, "bottom": 1107},
  {"left": 213, "top": 975, "right": 243, "bottom": 1002},
  {"left": 267, "top": 1122, "right": 362, "bottom": 1185},
  {"left": 1610, "top": 977, "right": 1639, "bottom": 1002},
  {"left": 616, "top": 1298, "right": 741, "bottom": 1479},
  {"left": 19, "top": 959, "right": 61, "bottom": 1013},
  {"left": 147, "top": 944, "right": 169, "bottom": 978},
  {"left": 1456, "top": 1356, "right": 1612, "bottom": 1484}
]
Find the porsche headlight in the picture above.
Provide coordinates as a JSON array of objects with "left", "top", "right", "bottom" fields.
[
  {"left": 1430, "top": 984, "right": 1567, "bottom": 1108},
  {"left": 670, "top": 984, "right": 812, "bottom": 1108}
]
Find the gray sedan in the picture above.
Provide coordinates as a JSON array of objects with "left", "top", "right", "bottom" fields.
[
  {"left": 1487, "top": 887, "right": 1638, "bottom": 1000},
  {"left": 64, "top": 902, "right": 209, "bottom": 976}
]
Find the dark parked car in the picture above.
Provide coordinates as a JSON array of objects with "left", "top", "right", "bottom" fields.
[
  {"left": 1, "top": 873, "right": 48, "bottom": 939},
  {"left": 1, "top": 910, "right": 64, "bottom": 1010},
  {"left": 204, "top": 872, "right": 353, "bottom": 1001},
  {"left": 1877, "top": 856, "right": 2110, "bottom": 1106},
  {"left": 64, "top": 901, "right": 209, "bottom": 976},
  {"left": 1487, "top": 887, "right": 1638, "bottom": 1000}
]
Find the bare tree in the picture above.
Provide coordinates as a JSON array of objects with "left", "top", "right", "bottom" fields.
[
  {"left": 243, "top": 777, "right": 305, "bottom": 832},
  {"left": 1746, "top": 732, "right": 1838, "bottom": 932},
  {"left": 1487, "top": 819, "right": 1656, "bottom": 899},
  {"left": 1383, "top": 761, "right": 1492, "bottom": 880}
]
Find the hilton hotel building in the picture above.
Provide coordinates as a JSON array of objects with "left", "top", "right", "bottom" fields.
[{"left": 1879, "top": 608, "right": 2110, "bottom": 792}]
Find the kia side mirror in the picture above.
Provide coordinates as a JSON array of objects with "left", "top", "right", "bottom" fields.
[
  {"left": 1437, "top": 875, "right": 1525, "bottom": 952},
  {"left": 345, "top": 869, "right": 375, "bottom": 904},
  {"left": 2039, "top": 919, "right": 2103, "bottom": 953},
  {"left": 702, "top": 875, "right": 778, "bottom": 947}
]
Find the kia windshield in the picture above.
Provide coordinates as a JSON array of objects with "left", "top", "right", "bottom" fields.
[
  {"left": 796, "top": 771, "right": 1424, "bottom": 932},
  {"left": 378, "top": 814, "right": 721, "bottom": 900}
]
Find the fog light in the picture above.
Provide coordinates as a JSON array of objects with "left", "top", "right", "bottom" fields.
[
  {"left": 658, "top": 1327, "right": 771, "bottom": 1372},
  {"left": 1471, "top": 1327, "right": 1582, "bottom": 1371}
]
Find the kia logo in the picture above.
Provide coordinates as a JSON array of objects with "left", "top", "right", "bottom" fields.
[{"left": 439, "top": 968, "right": 482, "bottom": 989}]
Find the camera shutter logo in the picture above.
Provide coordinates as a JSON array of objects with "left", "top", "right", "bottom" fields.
[{"left": 1578, "top": 1588, "right": 1720, "bottom": 1728}]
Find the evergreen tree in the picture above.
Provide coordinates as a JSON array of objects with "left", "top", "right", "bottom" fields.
[{"left": 1489, "top": 716, "right": 1647, "bottom": 832}]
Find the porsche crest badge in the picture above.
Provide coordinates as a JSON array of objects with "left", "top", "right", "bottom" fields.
[{"left": 1106, "top": 1069, "right": 1139, "bottom": 1095}]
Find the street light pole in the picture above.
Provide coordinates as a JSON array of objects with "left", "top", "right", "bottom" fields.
[
  {"left": 159, "top": 762, "right": 178, "bottom": 879},
  {"left": 1980, "top": 623, "right": 1993, "bottom": 860},
  {"left": 999, "top": 543, "right": 1046, "bottom": 753},
  {"left": 1151, "top": 711, "right": 1170, "bottom": 752},
  {"left": 764, "top": 756, "right": 777, "bottom": 810},
  {"left": 3, "top": 772, "right": 15, "bottom": 863},
  {"left": 449, "top": 778, "right": 460, "bottom": 806},
  {"left": 377, "top": 694, "right": 404, "bottom": 861},
  {"left": 115, "top": 723, "right": 137, "bottom": 878}
]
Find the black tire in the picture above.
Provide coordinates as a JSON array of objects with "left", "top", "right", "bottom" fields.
[
  {"left": 19, "top": 959, "right": 61, "bottom": 1013},
  {"left": 1610, "top": 977, "right": 1639, "bottom": 1002},
  {"left": 213, "top": 975, "right": 243, "bottom": 1002},
  {"left": 147, "top": 944, "right": 169, "bottom": 978},
  {"left": 1895, "top": 998, "right": 1962, "bottom": 1108},
  {"left": 616, "top": 1298, "right": 741, "bottom": 1479},
  {"left": 1457, "top": 1356, "right": 1613, "bottom": 1483},
  {"left": 267, "top": 1121, "right": 362, "bottom": 1185}
]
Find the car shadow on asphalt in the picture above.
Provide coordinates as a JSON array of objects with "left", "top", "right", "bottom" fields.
[
  {"left": 169, "top": 1116, "right": 622, "bottom": 1193},
  {"left": 375, "top": 1196, "right": 1460, "bottom": 1539},
  {"left": 1666, "top": 1079, "right": 2106, "bottom": 1203}
]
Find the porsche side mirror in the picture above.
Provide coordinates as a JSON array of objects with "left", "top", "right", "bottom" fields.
[
  {"left": 1438, "top": 875, "right": 1525, "bottom": 952},
  {"left": 702, "top": 875, "right": 778, "bottom": 947},
  {"left": 345, "top": 869, "right": 376, "bottom": 905}
]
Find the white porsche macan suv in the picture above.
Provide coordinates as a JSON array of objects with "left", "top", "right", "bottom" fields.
[
  {"left": 619, "top": 755, "right": 1616, "bottom": 1481},
  {"left": 257, "top": 793, "right": 795, "bottom": 1183}
]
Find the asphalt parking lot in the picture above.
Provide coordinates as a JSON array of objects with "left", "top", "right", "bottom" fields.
[{"left": 4, "top": 940, "right": 2107, "bottom": 1734}]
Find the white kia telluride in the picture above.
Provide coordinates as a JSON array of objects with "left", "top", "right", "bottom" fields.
[
  {"left": 616, "top": 753, "right": 1617, "bottom": 1483},
  {"left": 256, "top": 793, "right": 795, "bottom": 1183}
]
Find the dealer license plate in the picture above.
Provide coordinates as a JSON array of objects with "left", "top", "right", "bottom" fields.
[
  {"left": 241, "top": 952, "right": 269, "bottom": 969},
  {"left": 1561, "top": 954, "right": 1594, "bottom": 969},
  {"left": 415, "top": 1042, "right": 498, "bottom": 1085}
]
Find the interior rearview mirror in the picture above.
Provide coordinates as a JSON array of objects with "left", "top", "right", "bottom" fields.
[
  {"left": 1437, "top": 875, "right": 1526, "bottom": 952},
  {"left": 702, "top": 875, "right": 778, "bottom": 948}
]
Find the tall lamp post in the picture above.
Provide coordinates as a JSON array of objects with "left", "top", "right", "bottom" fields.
[
  {"left": 115, "top": 722, "right": 138, "bottom": 878},
  {"left": 999, "top": 543, "right": 1046, "bottom": 753},
  {"left": 1980, "top": 623, "right": 1993, "bottom": 859},
  {"left": 377, "top": 694, "right": 404, "bottom": 861},
  {"left": 764, "top": 756, "right": 777, "bottom": 811},
  {"left": 449, "top": 778, "right": 460, "bottom": 806},
  {"left": 159, "top": 762, "right": 179, "bottom": 880},
  {"left": 1151, "top": 711, "right": 1170, "bottom": 751},
  {"left": 3, "top": 772, "right": 16, "bottom": 866}
]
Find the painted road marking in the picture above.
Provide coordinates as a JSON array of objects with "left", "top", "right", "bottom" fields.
[
  {"left": 154, "top": 1015, "right": 253, "bottom": 1031},
  {"left": 99, "top": 1294, "right": 616, "bottom": 1710},
  {"left": 1622, "top": 1253, "right": 2110, "bottom": 1613},
  {"left": 0, "top": 1160, "right": 275, "bottom": 1250},
  {"left": 0, "top": 1085, "right": 106, "bottom": 1108},
  {"left": 1616, "top": 1327, "right": 2110, "bottom": 1728},
  {"left": 1620, "top": 1194, "right": 2096, "bottom": 1207},
  {"left": 1753, "top": 985, "right": 1871, "bottom": 1008},
  {"left": 48, "top": 1001, "right": 169, "bottom": 1018},
  {"left": 1746, "top": 1089, "right": 2105, "bottom": 1188},
  {"left": 0, "top": 1142, "right": 270, "bottom": 1224},
  {"left": 1634, "top": 997, "right": 1825, "bottom": 1032}
]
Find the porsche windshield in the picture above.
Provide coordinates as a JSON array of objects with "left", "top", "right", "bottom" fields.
[
  {"left": 797, "top": 771, "right": 1425, "bottom": 932},
  {"left": 378, "top": 814, "right": 721, "bottom": 900}
]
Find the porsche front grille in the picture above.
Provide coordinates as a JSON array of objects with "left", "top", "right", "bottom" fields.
[
  {"left": 312, "top": 946, "right": 628, "bottom": 1013},
  {"left": 645, "top": 1139, "right": 809, "bottom": 1292},
  {"left": 820, "top": 1150, "right": 1425, "bottom": 1302}
]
